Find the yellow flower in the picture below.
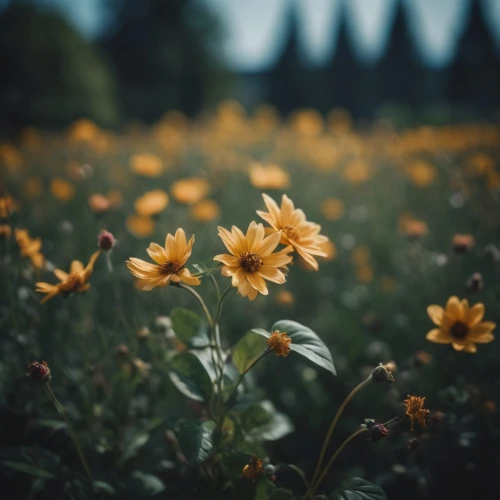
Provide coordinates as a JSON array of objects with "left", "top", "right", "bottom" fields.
[
  {"left": 51, "top": 178, "right": 76, "bottom": 202},
  {"left": 171, "top": 178, "right": 210, "bottom": 205},
  {"left": 35, "top": 251, "right": 101, "bottom": 304},
  {"left": 248, "top": 162, "right": 290, "bottom": 190},
  {"left": 134, "top": 190, "right": 169, "bottom": 216},
  {"left": 126, "top": 215, "right": 155, "bottom": 238},
  {"left": 267, "top": 331, "right": 292, "bottom": 357},
  {"left": 256, "top": 194, "right": 328, "bottom": 271},
  {"left": 406, "top": 160, "right": 436, "bottom": 188},
  {"left": 130, "top": 154, "right": 163, "bottom": 177},
  {"left": 403, "top": 395, "right": 430, "bottom": 430},
  {"left": 15, "top": 229, "right": 45, "bottom": 270},
  {"left": 214, "top": 221, "right": 293, "bottom": 301},
  {"left": 190, "top": 199, "right": 220, "bottom": 222},
  {"left": 426, "top": 296, "right": 495, "bottom": 353},
  {"left": 343, "top": 158, "right": 372, "bottom": 184},
  {"left": 126, "top": 228, "right": 200, "bottom": 291},
  {"left": 321, "top": 198, "right": 344, "bottom": 221},
  {"left": 88, "top": 194, "right": 111, "bottom": 214}
]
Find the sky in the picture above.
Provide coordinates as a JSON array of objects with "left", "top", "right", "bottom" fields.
[{"left": 1, "top": 0, "right": 500, "bottom": 70}]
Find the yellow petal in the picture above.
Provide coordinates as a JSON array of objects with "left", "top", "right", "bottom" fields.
[
  {"left": 427, "top": 305, "right": 444, "bottom": 326},
  {"left": 451, "top": 342, "right": 465, "bottom": 351},
  {"left": 426, "top": 328, "right": 451, "bottom": 344},
  {"left": 54, "top": 269, "right": 69, "bottom": 282},
  {"left": 177, "top": 268, "right": 201, "bottom": 286},
  {"left": 463, "top": 343, "right": 477, "bottom": 353},
  {"left": 469, "top": 322, "right": 496, "bottom": 338},
  {"left": 258, "top": 265, "right": 286, "bottom": 284},
  {"left": 147, "top": 243, "right": 167, "bottom": 265},
  {"left": 445, "top": 296, "right": 463, "bottom": 321},
  {"left": 466, "top": 303, "right": 485, "bottom": 327},
  {"left": 246, "top": 272, "right": 268, "bottom": 295}
]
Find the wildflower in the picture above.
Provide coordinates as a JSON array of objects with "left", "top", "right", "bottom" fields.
[
  {"left": 257, "top": 194, "right": 327, "bottom": 270},
  {"left": 343, "top": 158, "right": 372, "bottom": 184},
  {"left": 126, "top": 228, "right": 200, "bottom": 291},
  {"left": 466, "top": 272, "right": 483, "bottom": 293},
  {"left": 130, "top": 153, "right": 163, "bottom": 177},
  {"left": 403, "top": 395, "right": 430, "bottom": 430},
  {"left": 241, "top": 455, "right": 264, "bottom": 481},
  {"left": 0, "top": 224, "right": 11, "bottom": 239},
  {"left": 371, "top": 363, "right": 396, "bottom": 384},
  {"left": 88, "top": 194, "right": 111, "bottom": 214},
  {"left": 214, "top": 221, "right": 292, "bottom": 301},
  {"left": 452, "top": 234, "right": 475, "bottom": 253},
  {"left": 275, "top": 290, "right": 295, "bottom": 306},
  {"left": 51, "top": 178, "right": 75, "bottom": 202},
  {"left": 190, "top": 199, "right": 220, "bottom": 222},
  {"left": 321, "top": 198, "right": 344, "bottom": 221},
  {"left": 0, "top": 193, "right": 17, "bottom": 219},
  {"left": 126, "top": 215, "right": 155, "bottom": 238},
  {"left": 27, "top": 361, "right": 52, "bottom": 383},
  {"left": 97, "top": 230, "right": 115, "bottom": 251},
  {"left": 406, "top": 160, "right": 436, "bottom": 188},
  {"left": 35, "top": 251, "right": 101, "bottom": 303},
  {"left": 133, "top": 358, "right": 152, "bottom": 378},
  {"left": 249, "top": 162, "right": 290, "bottom": 190},
  {"left": 171, "top": 178, "right": 209, "bottom": 205},
  {"left": 134, "top": 190, "right": 169, "bottom": 216},
  {"left": 15, "top": 229, "right": 45, "bottom": 270},
  {"left": 267, "top": 331, "right": 292, "bottom": 357},
  {"left": 426, "top": 296, "right": 495, "bottom": 353}
]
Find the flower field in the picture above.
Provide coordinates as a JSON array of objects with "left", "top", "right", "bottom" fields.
[{"left": 1, "top": 103, "right": 500, "bottom": 500}]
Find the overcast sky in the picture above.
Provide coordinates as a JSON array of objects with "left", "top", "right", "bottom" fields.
[{"left": 1, "top": 0, "right": 500, "bottom": 69}]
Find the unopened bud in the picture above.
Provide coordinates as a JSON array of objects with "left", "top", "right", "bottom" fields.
[
  {"left": 27, "top": 360, "right": 52, "bottom": 383},
  {"left": 265, "top": 464, "right": 275, "bottom": 476},
  {"left": 408, "top": 437, "right": 420, "bottom": 451},
  {"left": 97, "top": 230, "right": 115, "bottom": 251},
  {"left": 452, "top": 234, "right": 474, "bottom": 254},
  {"left": 466, "top": 272, "right": 483, "bottom": 294},
  {"left": 371, "top": 362, "right": 396, "bottom": 383},
  {"left": 114, "top": 343, "right": 130, "bottom": 357},
  {"left": 367, "top": 423, "right": 389, "bottom": 442}
]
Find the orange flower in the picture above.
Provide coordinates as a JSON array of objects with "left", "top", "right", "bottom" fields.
[
  {"left": 0, "top": 193, "right": 18, "bottom": 219},
  {"left": 257, "top": 194, "right": 328, "bottom": 271},
  {"left": 249, "top": 162, "right": 290, "bottom": 190},
  {"left": 134, "top": 190, "right": 169, "bottom": 216},
  {"left": 126, "top": 228, "right": 200, "bottom": 291},
  {"left": 130, "top": 154, "right": 164, "bottom": 177},
  {"left": 275, "top": 290, "right": 295, "bottom": 306},
  {"left": 171, "top": 178, "right": 209, "bottom": 205},
  {"left": 403, "top": 395, "right": 430, "bottom": 430},
  {"left": 406, "top": 160, "right": 436, "bottom": 188},
  {"left": 214, "top": 221, "right": 293, "bottom": 301},
  {"left": 126, "top": 215, "right": 155, "bottom": 238},
  {"left": 88, "top": 194, "right": 111, "bottom": 214},
  {"left": 35, "top": 251, "right": 100, "bottom": 303},
  {"left": 242, "top": 455, "right": 264, "bottom": 481},
  {"left": 51, "top": 178, "right": 75, "bottom": 202},
  {"left": 426, "top": 296, "right": 495, "bottom": 353},
  {"left": 15, "top": 229, "right": 45, "bottom": 270},
  {"left": 343, "top": 158, "right": 372, "bottom": 184},
  {"left": 267, "top": 331, "right": 292, "bottom": 357},
  {"left": 321, "top": 198, "right": 344, "bottom": 221},
  {"left": 190, "top": 199, "right": 220, "bottom": 222}
]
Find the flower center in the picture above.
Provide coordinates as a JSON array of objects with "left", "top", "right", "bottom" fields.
[
  {"left": 282, "top": 224, "right": 300, "bottom": 242},
  {"left": 61, "top": 272, "right": 83, "bottom": 293},
  {"left": 159, "top": 260, "right": 180, "bottom": 275},
  {"left": 239, "top": 252, "right": 262, "bottom": 273},
  {"left": 450, "top": 321, "right": 469, "bottom": 339}
]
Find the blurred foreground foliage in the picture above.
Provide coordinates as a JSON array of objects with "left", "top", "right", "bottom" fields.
[{"left": 1, "top": 104, "right": 500, "bottom": 499}]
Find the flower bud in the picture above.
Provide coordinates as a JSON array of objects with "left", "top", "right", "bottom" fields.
[
  {"left": 97, "top": 230, "right": 115, "bottom": 251},
  {"left": 371, "top": 362, "right": 396, "bottom": 383},
  {"left": 452, "top": 234, "right": 474, "bottom": 254},
  {"left": 466, "top": 272, "right": 483, "bottom": 294},
  {"left": 27, "top": 360, "right": 52, "bottom": 383},
  {"left": 408, "top": 437, "right": 420, "bottom": 451},
  {"left": 367, "top": 423, "right": 389, "bottom": 442}
]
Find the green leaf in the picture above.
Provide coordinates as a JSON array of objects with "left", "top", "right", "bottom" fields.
[
  {"left": 329, "top": 477, "right": 387, "bottom": 500},
  {"left": 168, "top": 352, "right": 212, "bottom": 402},
  {"left": 268, "top": 489, "right": 294, "bottom": 499},
  {"left": 233, "top": 331, "right": 267, "bottom": 374},
  {"left": 93, "top": 481, "right": 117, "bottom": 496},
  {"left": 122, "top": 432, "right": 150, "bottom": 462},
  {"left": 171, "top": 307, "right": 203, "bottom": 343},
  {"left": 128, "top": 471, "right": 165, "bottom": 496},
  {"left": 1, "top": 461, "right": 56, "bottom": 479},
  {"left": 252, "top": 320, "right": 336, "bottom": 375},
  {"left": 240, "top": 400, "right": 294, "bottom": 442},
  {"left": 174, "top": 420, "right": 216, "bottom": 465}
]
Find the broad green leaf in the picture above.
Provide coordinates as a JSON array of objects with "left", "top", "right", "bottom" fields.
[
  {"left": 171, "top": 308, "right": 203, "bottom": 343},
  {"left": 93, "top": 481, "right": 117, "bottom": 496},
  {"left": 168, "top": 352, "right": 212, "bottom": 402},
  {"left": 129, "top": 471, "right": 165, "bottom": 496},
  {"left": 252, "top": 320, "right": 336, "bottom": 375},
  {"left": 329, "top": 477, "right": 387, "bottom": 500},
  {"left": 233, "top": 331, "right": 267, "bottom": 374},
  {"left": 174, "top": 419, "right": 216, "bottom": 465},
  {"left": 268, "top": 489, "right": 294, "bottom": 499},
  {"left": 1, "top": 461, "right": 56, "bottom": 479},
  {"left": 240, "top": 400, "right": 294, "bottom": 442},
  {"left": 122, "top": 432, "right": 150, "bottom": 462}
]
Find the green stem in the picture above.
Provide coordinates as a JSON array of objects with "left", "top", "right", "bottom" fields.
[
  {"left": 213, "top": 285, "right": 233, "bottom": 326},
  {"left": 310, "top": 375, "right": 372, "bottom": 487},
  {"left": 175, "top": 283, "right": 214, "bottom": 327},
  {"left": 45, "top": 384, "right": 93, "bottom": 485},
  {"left": 309, "top": 429, "right": 368, "bottom": 496}
]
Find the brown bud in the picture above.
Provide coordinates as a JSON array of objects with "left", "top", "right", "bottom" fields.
[
  {"left": 371, "top": 362, "right": 396, "bottom": 384},
  {"left": 114, "top": 343, "right": 130, "bottom": 357},
  {"left": 452, "top": 234, "right": 475, "bottom": 254},
  {"left": 367, "top": 423, "right": 389, "bottom": 442},
  {"left": 97, "top": 230, "right": 115, "bottom": 251},
  {"left": 466, "top": 273, "right": 483, "bottom": 293},
  {"left": 27, "top": 360, "right": 52, "bottom": 383}
]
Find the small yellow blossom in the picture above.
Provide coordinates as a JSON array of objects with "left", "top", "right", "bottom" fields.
[
  {"left": 127, "top": 228, "right": 200, "bottom": 291},
  {"left": 35, "top": 251, "right": 101, "bottom": 303},
  {"left": 15, "top": 229, "right": 45, "bottom": 270},
  {"left": 267, "top": 331, "right": 292, "bottom": 357}
]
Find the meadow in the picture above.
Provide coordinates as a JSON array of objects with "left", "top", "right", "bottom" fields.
[{"left": 1, "top": 102, "right": 500, "bottom": 499}]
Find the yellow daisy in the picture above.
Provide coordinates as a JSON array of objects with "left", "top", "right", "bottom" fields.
[
  {"left": 214, "top": 221, "right": 292, "bottom": 301},
  {"left": 256, "top": 194, "right": 328, "bottom": 271},
  {"left": 35, "top": 251, "right": 101, "bottom": 304},
  {"left": 126, "top": 228, "right": 200, "bottom": 291},
  {"left": 426, "top": 296, "right": 495, "bottom": 353}
]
